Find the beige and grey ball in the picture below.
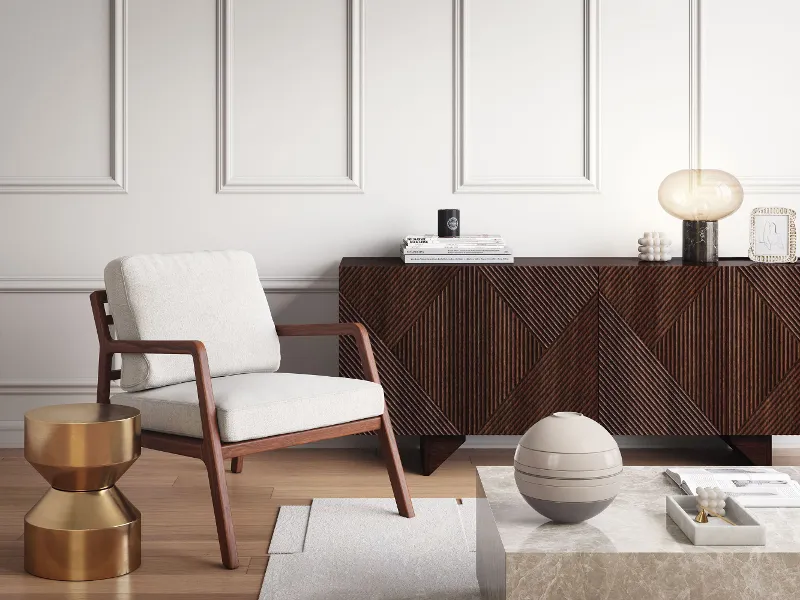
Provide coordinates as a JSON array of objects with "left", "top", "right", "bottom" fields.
[{"left": 514, "top": 412, "right": 621, "bottom": 523}]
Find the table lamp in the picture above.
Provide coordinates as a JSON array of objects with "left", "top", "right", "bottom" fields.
[{"left": 658, "top": 169, "right": 743, "bottom": 264}]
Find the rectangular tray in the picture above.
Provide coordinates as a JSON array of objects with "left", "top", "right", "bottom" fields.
[{"left": 666, "top": 495, "right": 766, "bottom": 546}]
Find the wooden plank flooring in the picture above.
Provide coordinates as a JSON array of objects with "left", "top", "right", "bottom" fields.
[{"left": 0, "top": 444, "right": 796, "bottom": 599}]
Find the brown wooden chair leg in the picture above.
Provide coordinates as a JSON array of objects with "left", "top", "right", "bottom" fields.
[
  {"left": 203, "top": 442, "right": 239, "bottom": 569},
  {"left": 377, "top": 411, "right": 414, "bottom": 518},
  {"left": 231, "top": 456, "right": 244, "bottom": 474}
]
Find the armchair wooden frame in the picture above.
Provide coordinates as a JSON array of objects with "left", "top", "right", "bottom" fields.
[{"left": 90, "top": 290, "right": 414, "bottom": 570}]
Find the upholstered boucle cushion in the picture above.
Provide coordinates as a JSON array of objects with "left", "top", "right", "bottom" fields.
[
  {"left": 105, "top": 250, "right": 280, "bottom": 391},
  {"left": 110, "top": 372, "right": 384, "bottom": 442}
]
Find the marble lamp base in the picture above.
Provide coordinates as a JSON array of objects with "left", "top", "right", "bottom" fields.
[{"left": 683, "top": 220, "right": 718, "bottom": 263}]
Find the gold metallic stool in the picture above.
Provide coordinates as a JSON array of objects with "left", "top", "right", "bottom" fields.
[{"left": 24, "top": 403, "right": 141, "bottom": 581}]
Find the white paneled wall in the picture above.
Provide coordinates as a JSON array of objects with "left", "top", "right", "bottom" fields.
[
  {"left": 697, "top": 0, "right": 800, "bottom": 192},
  {"left": 455, "top": 0, "right": 598, "bottom": 192},
  {"left": 0, "top": 0, "right": 798, "bottom": 447},
  {"left": 218, "top": 0, "right": 362, "bottom": 191}
]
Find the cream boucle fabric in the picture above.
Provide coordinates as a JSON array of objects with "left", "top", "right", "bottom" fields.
[
  {"left": 104, "top": 250, "right": 280, "bottom": 391},
  {"left": 111, "top": 372, "right": 385, "bottom": 442}
]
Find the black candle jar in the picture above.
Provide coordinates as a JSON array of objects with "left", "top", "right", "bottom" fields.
[{"left": 438, "top": 209, "right": 460, "bottom": 237}]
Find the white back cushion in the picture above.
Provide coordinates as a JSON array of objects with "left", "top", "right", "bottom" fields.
[{"left": 104, "top": 250, "right": 281, "bottom": 391}]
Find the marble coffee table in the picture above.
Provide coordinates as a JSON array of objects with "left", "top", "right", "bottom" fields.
[{"left": 477, "top": 466, "right": 800, "bottom": 599}]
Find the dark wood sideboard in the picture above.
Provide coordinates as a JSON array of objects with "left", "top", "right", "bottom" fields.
[{"left": 339, "top": 258, "right": 800, "bottom": 474}]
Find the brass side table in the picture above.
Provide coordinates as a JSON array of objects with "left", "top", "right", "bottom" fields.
[{"left": 24, "top": 403, "right": 142, "bottom": 581}]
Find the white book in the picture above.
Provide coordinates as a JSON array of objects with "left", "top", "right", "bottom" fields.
[
  {"left": 405, "top": 241, "right": 506, "bottom": 247},
  {"left": 405, "top": 234, "right": 505, "bottom": 245},
  {"left": 665, "top": 467, "right": 800, "bottom": 508},
  {"left": 403, "top": 246, "right": 511, "bottom": 255},
  {"left": 402, "top": 254, "right": 514, "bottom": 264},
  {"left": 405, "top": 245, "right": 508, "bottom": 252}
]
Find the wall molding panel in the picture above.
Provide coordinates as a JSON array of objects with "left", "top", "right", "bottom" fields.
[
  {"left": 454, "top": 0, "right": 600, "bottom": 194},
  {"left": 690, "top": 0, "right": 800, "bottom": 193},
  {"left": 0, "top": 276, "right": 339, "bottom": 294},
  {"left": 0, "top": 380, "right": 117, "bottom": 397},
  {"left": 216, "top": 0, "right": 364, "bottom": 194},
  {"left": 0, "top": 0, "right": 127, "bottom": 194}
]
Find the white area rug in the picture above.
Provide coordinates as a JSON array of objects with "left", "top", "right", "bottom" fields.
[{"left": 259, "top": 498, "right": 480, "bottom": 600}]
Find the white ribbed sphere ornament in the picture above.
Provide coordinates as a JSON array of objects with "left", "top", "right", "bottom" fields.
[{"left": 514, "top": 412, "right": 622, "bottom": 523}]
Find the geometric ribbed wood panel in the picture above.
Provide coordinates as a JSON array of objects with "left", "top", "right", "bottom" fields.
[
  {"left": 602, "top": 264, "right": 800, "bottom": 435},
  {"left": 653, "top": 269, "right": 800, "bottom": 433},
  {"left": 479, "top": 296, "right": 599, "bottom": 434},
  {"left": 478, "top": 264, "right": 597, "bottom": 346},
  {"left": 740, "top": 264, "right": 800, "bottom": 339},
  {"left": 338, "top": 263, "right": 459, "bottom": 348},
  {"left": 598, "top": 296, "right": 719, "bottom": 435},
  {"left": 340, "top": 259, "right": 598, "bottom": 435},
  {"left": 395, "top": 268, "right": 544, "bottom": 433},
  {"left": 340, "top": 296, "right": 459, "bottom": 436},
  {"left": 736, "top": 265, "right": 800, "bottom": 434},
  {"left": 599, "top": 264, "right": 716, "bottom": 347},
  {"left": 341, "top": 258, "right": 800, "bottom": 439}
]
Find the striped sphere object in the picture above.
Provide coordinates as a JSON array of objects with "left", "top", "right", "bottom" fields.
[{"left": 514, "top": 412, "right": 622, "bottom": 523}]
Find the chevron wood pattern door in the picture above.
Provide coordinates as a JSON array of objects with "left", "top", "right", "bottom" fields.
[
  {"left": 599, "top": 263, "right": 800, "bottom": 437},
  {"left": 339, "top": 258, "right": 599, "bottom": 438}
]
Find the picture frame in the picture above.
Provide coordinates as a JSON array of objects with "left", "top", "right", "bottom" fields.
[{"left": 748, "top": 207, "right": 797, "bottom": 263}]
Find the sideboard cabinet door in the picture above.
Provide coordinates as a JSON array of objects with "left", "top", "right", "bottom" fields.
[
  {"left": 339, "top": 262, "right": 600, "bottom": 436},
  {"left": 598, "top": 264, "right": 800, "bottom": 435}
]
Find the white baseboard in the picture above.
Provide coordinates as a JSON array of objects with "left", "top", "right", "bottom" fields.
[{"left": 0, "top": 422, "right": 23, "bottom": 448}]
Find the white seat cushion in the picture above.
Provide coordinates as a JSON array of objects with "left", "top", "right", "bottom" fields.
[
  {"left": 104, "top": 250, "right": 281, "bottom": 392},
  {"left": 111, "top": 372, "right": 384, "bottom": 442}
]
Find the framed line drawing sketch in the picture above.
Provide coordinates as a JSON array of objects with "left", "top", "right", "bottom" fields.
[{"left": 748, "top": 207, "right": 797, "bottom": 263}]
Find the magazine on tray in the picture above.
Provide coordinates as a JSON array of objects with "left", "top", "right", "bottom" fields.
[{"left": 665, "top": 467, "right": 800, "bottom": 507}]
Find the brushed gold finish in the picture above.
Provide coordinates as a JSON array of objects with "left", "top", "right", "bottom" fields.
[
  {"left": 25, "top": 403, "right": 141, "bottom": 491},
  {"left": 695, "top": 507, "right": 709, "bottom": 523},
  {"left": 24, "top": 403, "right": 142, "bottom": 581},
  {"left": 707, "top": 509, "right": 737, "bottom": 526},
  {"left": 25, "top": 488, "right": 141, "bottom": 581}
]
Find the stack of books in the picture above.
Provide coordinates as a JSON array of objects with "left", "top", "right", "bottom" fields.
[{"left": 402, "top": 234, "right": 513, "bottom": 264}]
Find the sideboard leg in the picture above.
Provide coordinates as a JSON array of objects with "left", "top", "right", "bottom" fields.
[
  {"left": 722, "top": 436, "right": 772, "bottom": 466},
  {"left": 420, "top": 435, "right": 466, "bottom": 475}
]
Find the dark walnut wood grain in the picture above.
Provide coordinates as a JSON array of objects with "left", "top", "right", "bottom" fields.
[{"left": 340, "top": 258, "right": 800, "bottom": 473}]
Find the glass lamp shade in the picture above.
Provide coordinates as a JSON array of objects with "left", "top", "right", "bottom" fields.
[{"left": 658, "top": 169, "right": 743, "bottom": 221}]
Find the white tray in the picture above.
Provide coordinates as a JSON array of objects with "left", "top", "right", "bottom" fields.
[{"left": 666, "top": 495, "right": 766, "bottom": 546}]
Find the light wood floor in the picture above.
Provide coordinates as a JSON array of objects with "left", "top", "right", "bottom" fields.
[{"left": 0, "top": 444, "right": 797, "bottom": 599}]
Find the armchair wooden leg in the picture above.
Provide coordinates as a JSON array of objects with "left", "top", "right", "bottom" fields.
[
  {"left": 203, "top": 442, "right": 239, "bottom": 569},
  {"left": 231, "top": 456, "right": 244, "bottom": 474},
  {"left": 377, "top": 411, "right": 414, "bottom": 518}
]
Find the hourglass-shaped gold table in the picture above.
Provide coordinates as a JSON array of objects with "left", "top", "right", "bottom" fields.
[{"left": 24, "top": 403, "right": 141, "bottom": 581}]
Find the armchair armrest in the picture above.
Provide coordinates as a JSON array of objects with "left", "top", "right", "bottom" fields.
[
  {"left": 275, "top": 323, "right": 379, "bottom": 383},
  {"left": 104, "top": 339, "right": 218, "bottom": 440},
  {"left": 275, "top": 323, "right": 366, "bottom": 338},
  {"left": 106, "top": 339, "right": 207, "bottom": 356}
]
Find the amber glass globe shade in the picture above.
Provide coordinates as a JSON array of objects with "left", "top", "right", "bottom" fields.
[{"left": 658, "top": 169, "right": 743, "bottom": 221}]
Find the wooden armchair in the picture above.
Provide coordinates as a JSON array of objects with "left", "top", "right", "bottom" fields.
[{"left": 90, "top": 251, "right": 413, "bottom": 570}]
